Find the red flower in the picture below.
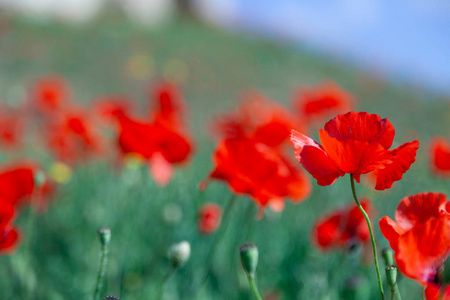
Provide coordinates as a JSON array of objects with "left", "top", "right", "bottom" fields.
[
  {"left": 313, "top": 199, "right": 371, "bottom": 250},
  {"left": 198, "top": 203, "right": 222, "bottom": 234},
  {"left": 206, "top": 137, "right": 311, "bottom": 209},
  {"left": 46, "top": 108, "right": 103, "bottom": 164},
  {"left": 30, "top": 75, "right": 70, "bottom": 115},
  {"left": 214, "top": 92, "right": 306, "bottom": 148},
  {"left": 290, "top": 111, "right": 419, "bottom": 190},
  {"left": 150, "top": 81, "right": 185, "bottom": 128},
  {"left": 293, "top": 81, "right": 354, "bottom": 123},
  {"left": 0, "top": 106, "right": 23, "bottom": 148},
  {"left": 93, "top": 95, "right": 133, "bottom": 124},
  {"left": 0, "top": 202, "right": 20, "bottom": 254},
  {"left": 430, "top": 137, "right": 450, "bottom": 176},
  {"left": 117, "top": 115, "right": 193, "bottom": 186},
  {"left": 379, "top": 192, "right": 450, "bottom": 298},
  {"left": 0, "top": 162, "right": 54, "bottom": 210}
]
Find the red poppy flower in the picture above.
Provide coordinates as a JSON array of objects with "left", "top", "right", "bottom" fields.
[
  {"left": 379, "top": 192, "right": 450, "bottom": 297},
  {"left": 0, "top": 202, "right": 20, "bottom": 254},
  {"left": 150, "top": 81, "right": 185, "bottom": 128},
  {"left": 93, "top": 95, "right": 133, "bottom": 124},
  {"left": 293, "top": 81, "right": 354, "bottom": 123},
  {"left": 198, "top": 203, "right": 222, "bottom": 234},
  {"left": 30, "top": 75, "right": 70, "bottom": 115},
  {"left": 0, "top": 106, "right": 23, "bottom": 148},
  {"left": 206, "top": 137, "right": 311, "bottom": 209},
  {"left": 46, "top": 108, "right": 103, "bottom": 164},
  {"left": 430, "top": 137, "right": 450, "bottom": 176},
  {"left": 290, "top": 111, "right": 419, "bottom": 190},
  {"left": 0, "top": 162, "right": 54, "bottom": 210},
  {"left": 214, "top": 92, "right": 306, "bottom": 148},
  {"left": 424, "top": 284, "right": 450, "bottom": 300},
  {"left": 117, "top": 115, "right": 193, "bottom": 186},
  {"left": 313, "top": 199, "right": 371, "bottom": 250}
]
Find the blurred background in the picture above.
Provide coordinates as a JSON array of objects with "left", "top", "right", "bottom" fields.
[{"left": 1, "top": 0, "right": 449, "bottom": 96}]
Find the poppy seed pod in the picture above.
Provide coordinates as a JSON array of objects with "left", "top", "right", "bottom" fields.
[
  {"left": 385, "top": 265, "right": 397, "bottom": 287},
  {"left": 240, "top": 243, "right": 258, "bottom": 277},
  {"left": 98, "top": 227, "right": 111, "bottom": 247},
  {"left": 168, "top": 241, "right": 190, "bottom": 268},
  {"left": 382, "top": 249, "right": 394, "bottom": 266}
]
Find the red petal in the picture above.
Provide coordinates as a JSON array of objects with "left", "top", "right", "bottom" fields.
[
  {"left": 379, "top": 216, "right": 407, "bottom": 251},
  {"left": 395, "top": 216, "right": 450, "bottom": 284},
  {"left": 149, "top": 152, "right": 173, "bottom": 186},
  {"left": 373, "top": 140, "right": 419, "bottom": 190},
  {"left": 430, "top": 137, "right": 450, "bottom": 176},
  {"left": 0, "top": 227, "right": 20, "bottom": 254},
  {"left": 425, "top": 284, "right": 450, "bottom": 300},
  {"left": 395, "top": 192, "right": 447, "bottom": 230}
]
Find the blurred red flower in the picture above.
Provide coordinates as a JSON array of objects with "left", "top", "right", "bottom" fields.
[
  {"left": 150, "top": 81, "right": 186, "bottom": 128},
  {"left": 198, "top": 203, "right": 222, "bottom": 234},
  {"left": 379, "top": 192, "right": 450, "bottom": 299},
  {"left": 0, "top": 202, "right": 20, "bottom": 254},
  {"left": 30, "top": 75, "right": 70, "bottom": 115},
  {"left": 313, "top": 199, "right": 371, "bottom": 250},
  {"left": 291, "top": 111, "right": 419, "bottom": 190},
  {"left": 213, "top": 92, "right": 306, "bottom": 148},
  {"left": 293, "top": 81, "right": 354, "bottom": 124},
  {"left": 206, "top": 137, "right": 311, "bottom": 209},
  {"left": 0, "top": 162, "right": 54, "bottom": 210},
  {"left": 93, "top": 95, "right": 134, "bottom": 124},
  {"left": 430, "top": 137, "right": 450, "bottom": 176},
  {"left": 0, "top": 106, "right": 23, "bottom": 149},
  {"left": 46, "top": 108, "right": 103, "bottom": 164}
]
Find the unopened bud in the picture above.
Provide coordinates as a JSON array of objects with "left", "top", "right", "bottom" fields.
[
  {"left": 98, "top": 227, "right": 111, "bottom": 247},
  {"left": 239, "top": 243, "right": 258, "bottom": 277},
  {"left": 34, "top": 170, "right": 46, "bottom": 187},
  {"left": 385, "top": 265, "right": 397, "bottom": 287},
  {"left": 382, "top": 248, "right": 394, "bottom": 266},
  {"left": 168, "top": 241, "right": 190, "bottom": 268},
  {"left": 442, "top": 256, "right": 450, "bottom": 284}
]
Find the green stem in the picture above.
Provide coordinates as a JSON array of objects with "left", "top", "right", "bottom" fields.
[
  {"left": 204, "top": 194, "right": 237, "bottom": 270},
  {"left": 157, "top": 267, "right": 175, "bottom": 300},
  {"left": 350, "top": 174, "right": 385, "bottom": 300},
  {"left": 391, "top": 287, "right": 395, "bottom": 300},
  {"left": 93, "top": 245, "right": 109, "bottom": 300},
  {"left": 423, "top": 287, "right": 426, "bottom": 300},
  {"left": 248, "top": 275, "right": 262, "bottom": 300},
  {"left": 394, "top": 285, "right": 402, "bottom": 300}
]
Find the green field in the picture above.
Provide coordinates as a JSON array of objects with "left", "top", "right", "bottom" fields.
[{"left": 0, "top": 12, "right": 449, "bottom": 300}]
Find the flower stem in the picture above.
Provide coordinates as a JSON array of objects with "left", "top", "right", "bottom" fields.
[
  {"left": 157, "top": 266, "right": 175, "bottom": 300},
  {"left": 350, "top": 174, "right": 385, "bottom": 300},
  {"left": 93, "top": 244, "right": 109, "bottom": 300},
  {"left": 248, "top": 275, "right": 262, "bottom": 300}
]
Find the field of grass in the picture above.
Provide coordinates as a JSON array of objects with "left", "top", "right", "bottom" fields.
[{"left": 0, "top": 11, "right": 448, "bottom": 300}]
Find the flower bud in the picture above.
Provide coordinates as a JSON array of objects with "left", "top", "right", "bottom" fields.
[
  {"left": 168, "top": 241, "right": 190, "bottom": 268},
  {"left": 239, "top": 243, "right": 258, "bottom": 277},
  {"left": 385, "top": 265, "right": 397, "bottom": 287},
  {"left": 382, "top": 248, "right": 394, "bottom": 266},
  {"left": 98, "top": 227, "right": 111, "bottom": 247},
  {"left": 442, "top": 256, "right": 450, "bottom": 285},
  {"left": 34, "top": 170, "right": 46, "bottom": 187}
]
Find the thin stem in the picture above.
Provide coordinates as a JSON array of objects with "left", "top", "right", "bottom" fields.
[
  {"left": 394, "top": 285, "right": 402, "bottom": 300},
  {"left": 423, "top": 287, "right": 426, "bottom": 300},
  {"left": 157, "top": 267, "right": 175, "bottom": 300},
  {"left": 391, "top": 287, "right": 395, "bottom": 300},
  {"left": 93, "top": 245, "right": 109, "bottom": 300},
  {"left": 350, "top": 174, "right": 385, "bottom": 300},
  {"left": 248, "top": 275, "right": 262, "bottom": 300}
]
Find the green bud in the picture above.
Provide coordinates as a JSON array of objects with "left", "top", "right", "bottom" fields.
[
  {"left": 385, "top": 265, "right": 397, "bottom": 287},
  {"left": 239, "top": 243, "right": 258, "bottom": 277},
  {"left": 34, "top": 170, "right": 46, "bottom": 187},
  {"left": 98, "top": 227, "right": 111, "bottom": 247},
  {"left": 168, "top": 241, "right": 190, "bottom": 268},
  {"left": 442, "top": 256, "right": 450, "bottom": 285},
  {"left": 382, "top": 248, "right": 394, "bottom": 266}
]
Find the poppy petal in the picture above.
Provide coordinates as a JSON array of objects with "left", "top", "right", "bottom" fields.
[
  {"left": 373, "top": 140, "right": 420, "bottom": 190},
  {"left": 149, "top": 152, "right": 173, "bottom": 186}
]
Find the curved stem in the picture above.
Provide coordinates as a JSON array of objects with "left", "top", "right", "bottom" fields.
[
  {"left": 93, "top": 245, "right": 109, "bottom": 300},
  {"left": 157, "top": 267, "right": 175, "bottom": 300},
  {"left": 350, "top": 174, "right": 385, "bottom": 300},
  {"left": 248, "top": 276, "right": 262, "bottom": 300}
]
